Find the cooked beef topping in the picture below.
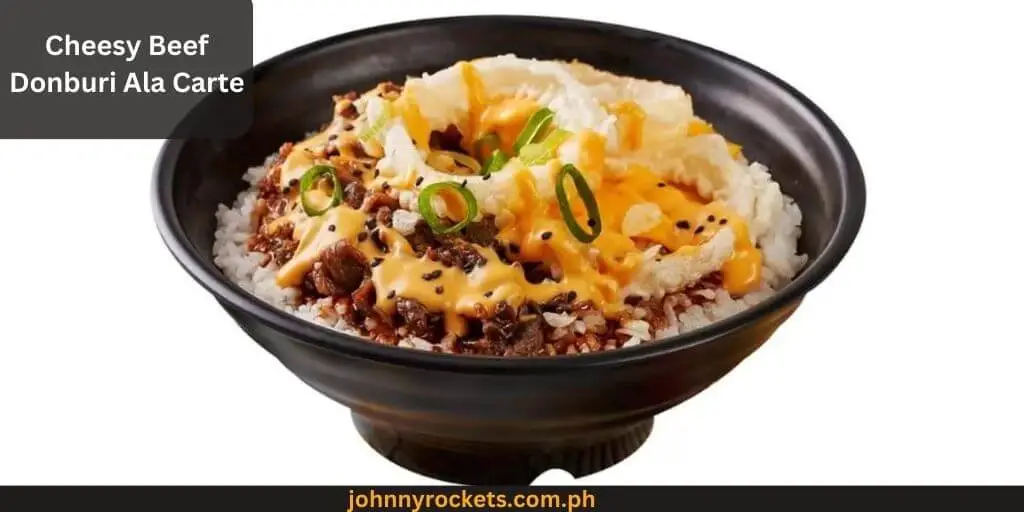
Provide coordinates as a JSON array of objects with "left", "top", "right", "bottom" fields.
[
  {"left": 506, "top": 314, "right": 545, "bottom": 357},
  {"left": 541, "top": 292, "right": 579, "bottom": 314},
  {"left": 521, "top": 262, "right": 554, "bottom": 285},
  {"left": 350, "top": 279, "right": 377, "bottom": 317},
  {"left": 343, "top": 181, "right": 367, "bottom": 210},
  {"left": 482, "top": 301, "right": 519, "bottom": 344},
  {"left": 429, "top": 239, "right": 486, "bottom": 274},
  {"left": 462, "top": 215, "right": 498, "bottom": 247},
  {"left": 396, "top": 298, "right": 444, "bottom": 343},
  {"left": 247, "top": 222, "right": 298, "bottom": 267},
  {"left": 309, "top": 240, "right": 369, "bottom": 296},
  {"left": 406, "top": 221, "right": 438, "bottom": 256},
  {"left": 361, "top": 190, "right": 400, "bottom": 213},
  {"left": 375, "top": 206, "right": 393, "bottom": 228},
  {"left": 257, "top": 166, "right": 282, "bottom": 200},
  {"left": 429, "top": 124, "right": 464, "bottom": 152}
]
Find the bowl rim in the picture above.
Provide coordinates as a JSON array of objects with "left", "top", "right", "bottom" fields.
[{"left": 152, "top": 14, "right": 865, "bottom": 374}]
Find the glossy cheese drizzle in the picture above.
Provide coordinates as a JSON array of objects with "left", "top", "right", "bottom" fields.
[{"left": 268, "top": 61, "right": 763, "bottom": 333}]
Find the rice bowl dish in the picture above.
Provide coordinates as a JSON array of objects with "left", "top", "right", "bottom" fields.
[{"left": 213, "top": 55, "right": 807, "bottom": 356}]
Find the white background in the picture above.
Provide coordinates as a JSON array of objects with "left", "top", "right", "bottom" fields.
[{"left": 1, "top": 0, "right": 1022, "bottom": 485}]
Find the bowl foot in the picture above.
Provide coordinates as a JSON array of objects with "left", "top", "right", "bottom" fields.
[{"left": 353, "top": 413, "right": 653, "bottom": 485}]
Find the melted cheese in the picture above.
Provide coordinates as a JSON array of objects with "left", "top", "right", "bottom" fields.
[
  {"left": 459, "top": 61, "right": 488, "bottom": 145},
  {"left": 276, "top": 204, "right": 368, "bottom": 287},
  {"left": 277, "top": 131, "right": 331, "bottom": 188},
  {"left": 394, "top": 90, "right": 431, "bottom": 152},
  {"left": 370, "top": 228, "right": 592, "bottom": 336},
  {"left": 608, "top": 100, "right": 646, "bottom": 151},
  {"left": 478, "top": 97, "right": 539, "bottom": 154}
]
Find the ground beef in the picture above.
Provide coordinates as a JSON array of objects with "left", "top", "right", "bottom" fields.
[
  {"left": 395, "top": 298, "right": 445, "bottom": 343},
  {"left": 361, "top": 191, "right": 400, "bottom": 214},
  {"left": 429, "top": 239, "right": 487, "bottom": 273},
  {"left": 322, "top": 158, "right": 349, "bottom": 180},
  {"left": 350, "top": 279, "right": 376, "bottom": 316},
  {"left": 482, "top": 302, "right": 519, "bottom": 344},
  {"left": 343, "top": 181, "right": 366, "bottom": 209},
  {"left": 375, "top": 206, "right": 393, "bottom": 227},
  {"left": 462, "top": 215, "right": 498, "bottom": 247},
  {"left": 247, "top": 222, "right": 298, "bottom": 267},
  {"left": 505, "top": 315, "right": 545, "bottom": 357},
  {"left": 429, "top": 125, "right": 465, "bottom": 153},
  {"left": 541, "top": 292, "right": 579, "bottom": 314},
  {"left": 309, "top": 240, "right": 369, "bottom": 296},
  {"left": 406, "top": 221, "right": 438, "bottom": 256},
  {"left": 257, "top": 166, "right": 282, "bottom": 200},
  {"left": 521, "top": 262, "right": 554, "bottom": 284}
]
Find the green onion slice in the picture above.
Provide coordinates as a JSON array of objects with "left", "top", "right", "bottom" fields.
[
  {"left": 519, "top": 128, "right": 571, "bottom": 166},
  {"left": 513, "top": 108, "right": 555, "bottom": 153},
  {"left": 481, "top": 149, "right": 509, "bottom": 175},
  {"left": 474, "top": 133, "right": 508, "bottom": 175},
  {"left": 417, "top": 182, "right": 479, "bottom": 235},
  {"left": 299, "top": 165, "right": 344, "bottom": 217},
  {"left": 555, "top": 164, "right": 602, "bottom": 243},
  {"left": 358, "top": 100, "right": 392, "bottom": 142}
]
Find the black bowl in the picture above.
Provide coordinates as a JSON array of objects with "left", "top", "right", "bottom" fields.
[{"left": 153, "top": 16, "right": 865, "bottom": 484}]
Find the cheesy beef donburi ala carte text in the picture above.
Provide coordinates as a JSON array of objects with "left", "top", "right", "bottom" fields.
[{"left": 213, "top": 55, "right": 807, "bottom": 356}]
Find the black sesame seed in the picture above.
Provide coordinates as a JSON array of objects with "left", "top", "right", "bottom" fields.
[
  {"left": 675, "top": 220, "right": 691, "bottom": 230},
  {"left": 365, "top": 218, "right": 377, "bottom": 230},
  {"left": 541, "top": 231, "right": 553, "bottom": 241},
  {"left": 482, "top": 174, "right": 491, "bottom": 181},
  {"left": 460, "top": 179, "right": 468, "bottom": 188},
  {"left": 415, "top": 176, "right": 424, "bottom": 186},
  {"left": 435, "top": 285, "right": 444, "bottom": 295},
  {"left": 422, "top": 269, "right": 443, "bottom": 281},
  {"left": 483, "top": 291, "right": 494, "bottom": 298},
  {"left": 657, "top": 182, "right": 666, "bottom": 188},
  {"left": 719, "top": 218, "right": 728, "bottom": 225},
  {"left": 567, "top": 290, "right": 578, "bottom": 302},
  {"left": 374, "top": 169, "right": 380, "bottom": 178},
  {"left": 328, "top": 134, "right": 338, "bottom": 141},
  {"left": 357, "top": 231, "right": 368, "bottom": 242},
  {"left": 587, "top": 218, "right": 597, "bottom": 228},
  {"left": 289, "top": 178, "right": 299, "bottom": 187},
  {"left": 707, "top": 214, "right": 716, "bottom": 222},
  {"left": 509, "top": 243, "right": 520, "bottom": 254},
  {"left": 370, "top": 257, "right": 383, "bottom": 267},
  {"left": 477, "top": 258, "right": 488, "bottom": 268},
  {"left": 282, "top": 186, "right": 291, "bottom": 194},
  {"left": 386, "top": 290, "right": 396, "bottom": 299},
  {"left": 694, "top": 225, "right": 705, "bottom": 235},
  {"left": 327, "top": 225, "right": 336, "bottom": 232},
  {"left": 342, "top": 122, "right": 353, "bottom": 131}
]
